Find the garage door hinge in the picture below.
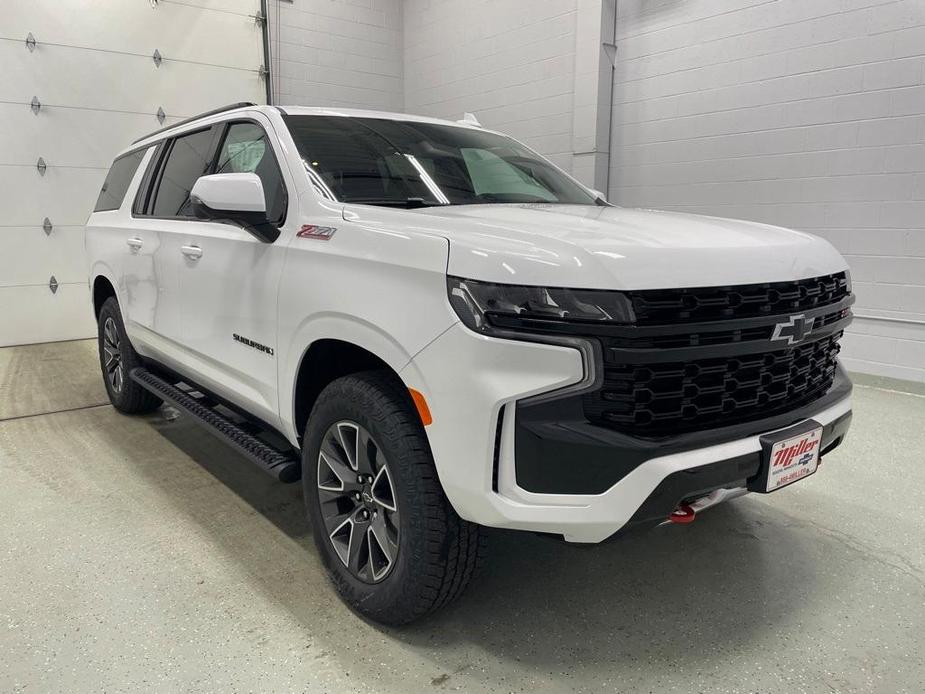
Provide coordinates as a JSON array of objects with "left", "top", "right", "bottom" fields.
[
  {"left": 49, "top": 276, "right": 58, "bottom": 295},
  {"left": 156, "top": 107, "right": 166, "bottom": 124},
  {"left": 36, "top": 157, "right": 47, "bottom": 176},
  {"left": 25, "top": 32, "right": 36, "bottom": 52},
  {"left": 253, "top": 11, "right": 266, "bottom": 26},
  {"left": 152, "top": 49, "right": 162, "bottom": 68},
  {"left": 258, "top": 65, "right": 269, "bottom": 80},
  {"left": 31, "top": 96, "right": 41, "bottom": 114},
  {"left": 43, "top": 218, "right": 53, "bottom": 235}
]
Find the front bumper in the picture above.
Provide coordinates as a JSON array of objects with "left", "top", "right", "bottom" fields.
[{"left": 401, "top": 323, "right": 853, "bottom": 543}]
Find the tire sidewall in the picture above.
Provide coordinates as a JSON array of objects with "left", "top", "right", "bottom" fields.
[
  {"left": 98, "top": 299, "right": 129, "bottom": 407},
  {"left": 302, "top": 375, "right": 434, "bottom": 622},
  {"left": 97, "top": 297, "right": 155, "bottom": 413}
]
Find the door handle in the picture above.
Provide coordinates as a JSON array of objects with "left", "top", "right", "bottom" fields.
[
  {"left": 180, "top": 244, "right": 203, "bottom": 260},
  {"left": 126, "top": 237, "right": 143, "bottom": 250}
]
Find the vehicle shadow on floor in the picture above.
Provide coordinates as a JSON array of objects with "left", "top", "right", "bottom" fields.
[
  {"left": 142, "top": 409, "right": 826, "bottom": 672},
  {"left": 148, "top": 411, "right": 313, "bottom": 542},
  {"left": 397, "top": 508, "right": 800, "bottom": 669}
]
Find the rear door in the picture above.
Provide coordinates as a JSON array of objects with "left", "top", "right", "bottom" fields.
[
  {"left": 86, "top": 146, "right": 154, "bottom": 342},
  {"left": 171, "top": 116, "right": 292, "bottom": 428},
  {"left": 129, "top": 125, "right": 221, "bottom": 360}
]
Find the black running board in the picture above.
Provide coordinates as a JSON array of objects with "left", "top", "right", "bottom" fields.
[{"left": 130, "top": 367, "right": 301, "bottom": 483}]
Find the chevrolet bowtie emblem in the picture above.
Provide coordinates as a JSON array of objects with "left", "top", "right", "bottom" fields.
[{"left": 771, "top": 314, "right": 815, "bottom": 345}]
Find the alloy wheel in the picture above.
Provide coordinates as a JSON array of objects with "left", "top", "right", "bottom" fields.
[
  {"left": 102, "top": 317, "right": 124, "bottom": 393},
  {"left": 316, "top": 421, "right": 400, "bottom": 583}
]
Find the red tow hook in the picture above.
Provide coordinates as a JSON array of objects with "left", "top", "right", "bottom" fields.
[{"left": 668, "top": 503, "right": 696, "bottom": 524}]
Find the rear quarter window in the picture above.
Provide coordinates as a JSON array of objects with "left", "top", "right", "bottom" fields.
[{"left": 94, "top": 150, "right": 146, "bottom": 212}]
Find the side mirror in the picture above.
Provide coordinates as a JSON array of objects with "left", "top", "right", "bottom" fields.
[
  {"left": 190, "top": 173, "right": 279, "bottom": 243},
  {"left": 589, "top": 188, "right": 609, "bottom": 204}
]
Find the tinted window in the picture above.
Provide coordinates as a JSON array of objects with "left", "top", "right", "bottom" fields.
[
  {"left": 214, "top": 122, "right": 286, "bottom": 224},
  {"left": 151, "top": 128, "right": 215, "bottom": 217},
  {"left": 94, "top": 150, "right": 146, "bottom": 212},
  {"left": 283, "top": 115, "right": 596, "bottom": 208}
]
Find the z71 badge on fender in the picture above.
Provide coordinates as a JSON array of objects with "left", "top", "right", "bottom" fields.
[
  {"left": 297, "top": 224, "right": 337, "bottom": 240},
  {"left": 233, "top": 333, "right": 274, "bottom": 356}
]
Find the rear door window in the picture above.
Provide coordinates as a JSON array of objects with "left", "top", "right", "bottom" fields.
[
  {"left": 94, "top": 150, "right": 146, "bottom": 212},
  {"left": 150, "top": 127, "right": 216, "bottom": 218}
]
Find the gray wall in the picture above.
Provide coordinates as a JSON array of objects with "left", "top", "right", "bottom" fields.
[
  {"left": 268, "top": 0, "right": 403, "bottom": 110},
  {"left": 403, "top": 0, "right": 580, "bottom": 173},
  {"left": 609, "top": 0, "right": 925, "bottom": 382},
  {"left": 269, "top": 0, "right": 593, "bottom": 175}
]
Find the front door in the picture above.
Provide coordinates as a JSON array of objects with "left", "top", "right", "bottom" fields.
[{"left": 173, "top": 118, "right": 292, "bottom": 428}]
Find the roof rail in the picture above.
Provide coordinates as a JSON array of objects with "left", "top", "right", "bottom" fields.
[{"left": 132, "top": 102, "right": 257, "bottom": 144}]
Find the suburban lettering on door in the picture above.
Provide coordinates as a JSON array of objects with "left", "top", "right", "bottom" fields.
[{"left": 233, "top": 333, "right": 274, "bottom": 356}]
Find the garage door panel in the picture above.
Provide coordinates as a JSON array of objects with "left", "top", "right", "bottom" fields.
[
  {"left": 0, "top": 167, "right": 105, "bottom": 227},
  {"left": 0, "top": 106, "right": 195, "bottom": 169},
  {"left": 1, "top": 43, "right": 264, "bottom": 116},
  {"left": 158, "top": 0, "right": 261, "bottom": 14},
  {"left": 0, "top": 284, "right": 94, "bottom": 347},
  {"left": 5, "top": 0, "right": 262, "bottom": 71},
  {"left": 154, "top": 5, "right": 265, "bottom": 70},
  {"left": 0, "top": 227, "right": 88, "bottom": 288},
  {"left": 2, "top": 106, "right": 161, "bottom": 168}
]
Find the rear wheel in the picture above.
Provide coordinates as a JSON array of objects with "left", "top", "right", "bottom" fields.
[
  {"left": 97, "top": 297, "right": 161, "bottom": 414},
  {"left": 303, "top": 370, "right": 485, "bottom": 625}
]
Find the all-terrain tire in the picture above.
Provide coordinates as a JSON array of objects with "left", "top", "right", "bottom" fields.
[
  {"left": 303, "top": 370, "right": 486, "bottom": 625},
  {"left": 97, "top": 297, "right": 162, "bottom": 414}
]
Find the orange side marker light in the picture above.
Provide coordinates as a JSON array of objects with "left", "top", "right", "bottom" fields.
[{"left": 408, "top": 388, "right": 433, "bottom": 426}]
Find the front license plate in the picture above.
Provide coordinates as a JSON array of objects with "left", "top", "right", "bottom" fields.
[{"left": 763, "top": 425, "right": 823, "bottom": 492}]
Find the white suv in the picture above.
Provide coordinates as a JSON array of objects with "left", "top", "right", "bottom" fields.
[{"left": 86, "top": 103, "right": 854, "bottom": 624}]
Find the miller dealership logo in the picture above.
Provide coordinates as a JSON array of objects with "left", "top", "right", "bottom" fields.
[
  {"left": 771, "top": 314, "right": 815, "bottom": 345},
  {"left": 233, "top": 333, "right": 274, "bottom": 356}
]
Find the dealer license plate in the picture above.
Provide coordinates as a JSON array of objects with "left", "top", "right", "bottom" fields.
[{"left": 763, "top": 426, "right": 823, "bottom": 492}]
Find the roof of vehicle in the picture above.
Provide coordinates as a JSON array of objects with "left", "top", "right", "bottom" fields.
[
  {"left": 276, "top": 105, "right": 483, "bottom": 130},
  {"left": 130, "top": 103, "right": 483, "bottom": 150}
]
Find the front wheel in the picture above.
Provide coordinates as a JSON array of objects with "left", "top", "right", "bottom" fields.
[{"left": 303, "top": 371, "right": 485, "bottom": 625}]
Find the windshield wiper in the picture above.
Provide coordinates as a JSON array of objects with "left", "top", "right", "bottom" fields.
[{"left": 344, "top": 197, "right": 445, "bottom": 209}]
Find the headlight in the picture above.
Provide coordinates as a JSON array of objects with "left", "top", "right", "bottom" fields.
[{"left": 447, "top": 276, "right": 634, "bottom": 334}]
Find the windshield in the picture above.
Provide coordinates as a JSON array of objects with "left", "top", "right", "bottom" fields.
[{"left": 283, "top": 115, "right": 598, "bottom": 208}]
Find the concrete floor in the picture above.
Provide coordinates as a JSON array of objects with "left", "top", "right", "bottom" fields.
[{"left": 0, "top": 340, "right": 923, "bottom": 694}]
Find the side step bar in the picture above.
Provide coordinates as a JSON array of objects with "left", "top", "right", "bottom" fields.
[{"left": 130, "top": 367, "right": 301, "bottom": 483}]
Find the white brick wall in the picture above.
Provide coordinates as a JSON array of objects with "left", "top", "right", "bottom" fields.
[
  {"left": 610, "top": 0, "right": 925, "bottom": 383},
  {"left": 403, "top": 0, "right": 580, "bottom": 172},
  {"left": 268, "top": 0, "right": 403, "bottom": 110},
  {"left": 272, "top": 0, "right": 585, "bottom": 173}
]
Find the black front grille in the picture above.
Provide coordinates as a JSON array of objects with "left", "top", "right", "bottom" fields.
[
  {"left": 572, "top": 271, "right": 853, "bottom": 439},
  {"left": 585, "top": 332, "right": 842, "bottom": 438},
  {"left": 628, "top": 271, "right": 850, "bottom": 325}
]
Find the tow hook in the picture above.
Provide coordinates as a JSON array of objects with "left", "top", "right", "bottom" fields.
[
  {"left": 668, "top": 503, "right": 696, "bottom": 524},
  {"left": 663, "top": 487, "right": 750, "bottom": 526}
]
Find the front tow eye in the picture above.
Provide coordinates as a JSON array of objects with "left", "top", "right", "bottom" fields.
[{"left": 668, "top": 504, "right": 696, "bottom": 524}]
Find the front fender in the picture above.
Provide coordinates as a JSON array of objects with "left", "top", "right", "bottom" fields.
[{"left": 276, "top": 225, "right": 454, "bottom": 445}]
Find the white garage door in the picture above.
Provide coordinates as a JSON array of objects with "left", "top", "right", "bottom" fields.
[{"left": 1, "top": 0, "right": 268, "bottom": 347}]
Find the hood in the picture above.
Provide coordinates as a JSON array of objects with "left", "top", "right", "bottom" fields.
[{"left": 342, "top": 203, "right": 848, "bottom": 290}]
